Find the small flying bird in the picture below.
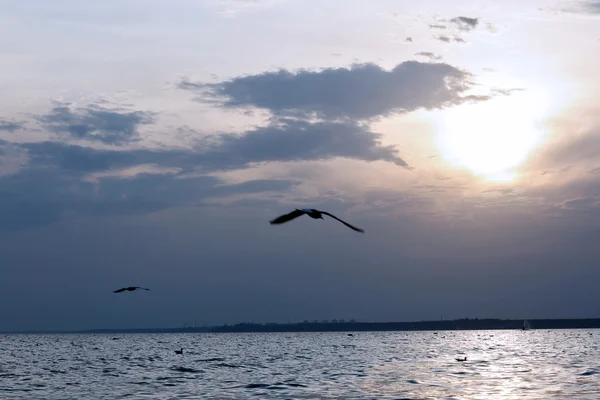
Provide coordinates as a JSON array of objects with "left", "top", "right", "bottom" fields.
[
  {"left": 269, "top": 209, "right": 364, "bottom": 233},
  {"left": 113, "top": 286, "right": 150, "bottom": 293}
]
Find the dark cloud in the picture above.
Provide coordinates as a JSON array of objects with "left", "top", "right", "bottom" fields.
[
  {"left": 37, "top": 103, "right": 155, "bottom": 145},
  {"left": 0, "top": 152, "right": 299, "bottom": 232},
  {"left": 0, "top": 120, "right": 23, "bottom": 132},
  {"left": 25, "top": 117, "right": 408, "bottom": 173},
  {"left": 450, "top": 16, "right": 479, "bottom": 31},
  {"left": 201, "top": 118, "right": 410, "bottom": 168},
  {"left": 180, "top": 61, "right": 488, "bottom": 121},
  {"left": 2, "top": 113, "right": 409, "bottom": 231},
  {"left": 23, "top": 141, "right": 190, "bottom": 173}
]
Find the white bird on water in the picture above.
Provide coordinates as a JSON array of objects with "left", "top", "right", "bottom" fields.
[{"left": 269, "top": 209, "right": 364, "bottom": 233}]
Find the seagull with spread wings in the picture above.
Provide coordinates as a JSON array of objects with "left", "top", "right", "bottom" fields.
[
  {"left": 113, "top": 286, "right": 150, "bottom": 293},
  {"left": 269, "top": 209, "right": 364, "bottom": 233}
]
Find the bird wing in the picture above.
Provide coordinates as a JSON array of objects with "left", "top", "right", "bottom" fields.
[
  {"left": 113, "top": 288, "right": 126, "bottom": 293},
  {"left": 137, "top": 287, "right": 150, "bottom": 291},
  {"left": 269, "top": 209, "right": 306, "bottom": 224},
  {"left": 320, "top": 211, "right": 364, "bottom": 233}
]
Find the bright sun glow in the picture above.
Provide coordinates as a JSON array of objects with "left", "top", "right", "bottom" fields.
[{"left": 435, "top": 90, "right": 553, "bottom": 182}]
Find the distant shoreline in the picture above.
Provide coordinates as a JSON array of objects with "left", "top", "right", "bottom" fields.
[{"left": 3, "top": 318, "right": 600, "bottom": 334}]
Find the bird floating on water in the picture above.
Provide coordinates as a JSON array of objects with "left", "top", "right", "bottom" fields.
[
  {"left": 456, "top": 357, "right": 467, "bottom": 362},
  {"left": 113, "top": 286, "right": 150, "bottom": 293},
  {"left": 269, "top": 209, "right": 364, "bottom": 233},
  {"left": 175, "top": 348, "right": 183, "bottom": 355}
]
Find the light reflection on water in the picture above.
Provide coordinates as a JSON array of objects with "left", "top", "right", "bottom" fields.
[{"left": 0, "top": 330, "right": 598, "bottom": 399}]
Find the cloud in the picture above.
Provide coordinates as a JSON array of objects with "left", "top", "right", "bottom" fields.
[
  {"left": 435, "top": 35, "right": 466, "bottom": 44},
  {"left": 579, "top": 1, "right": 600, "bottom": 14},
  {"left": 528, "top": 125, "right": 600, "bottom": 171},
  {"left": 25, "top": 116, "right": 409, "bottom": 173},
  {"left": 181, "top": 61, "right": 488, "bottom": 121},
  {"left": 37, "top": 102, "right": 155, "bottom": 145},
  {"left": 450, "top": 16, "right": 479, "bottom": 31},
  {"left": 199, "top": 118, "right": 410, "bottom": 168},
  {"left": 0, "top": 141, "right": 28, "bottom": 177},
  {"left": 560, "top": 196, "right": 600, "bottom": 212},
  {"left": 428, "top": 16, "right": 481, "bottom": 44},
  {"left": 1, "top": 112, "right": 410, "bottom": 231},
  {"left": 83, "top": 164, "right": 182, "bottom": 183},
  {"left": 22, "top": 141, "right": 171, "bottom": 172},
  {"left": 0, "top": 145, "right": 299, "bottom": 232},
  {"left": 415, "top": 52, "right": 442, "bottom": 61},
  {"left": 490, "top": 88, "right": 524, "bottom": 96},
  {"left": 0, "top": 120, "right": 23, "bottom": 132},
  {"left": 555, "top": 1, "right": 600, "bottom": 15}
]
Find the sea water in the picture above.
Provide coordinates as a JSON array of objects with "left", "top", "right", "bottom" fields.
[{"left": 0, "top": 330, "right": 598, "bottom": 399}]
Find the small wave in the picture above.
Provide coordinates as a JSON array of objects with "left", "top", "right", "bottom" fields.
[
  {"left": 216, "top": 363, "right": 241, "bottom": 368},
  {"left": 244, "top": 382, "right": 307, "bottom": 390},
  {"left": 171, "top": 366, "right": 203, "bottom": 373},
  {"left": 102, "top": 368, "right": 117, "bottom": 373},
  {"left": 196, "top": 357, "right": 225, "bottom": 362},
  {"left": 285, "top": 382, "right": 308, "bottom": 388},
  {"left": 245, "top": 383, "right": 270, "bottom": 389}
]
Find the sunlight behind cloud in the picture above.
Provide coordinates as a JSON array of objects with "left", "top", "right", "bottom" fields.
[{"left": 434, "top": 89, "right": 554, "bottom": 182}]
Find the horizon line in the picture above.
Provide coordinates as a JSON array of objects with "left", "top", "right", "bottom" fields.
[{"left": 3, "top": 316, "right": 600, "bottom": 335}]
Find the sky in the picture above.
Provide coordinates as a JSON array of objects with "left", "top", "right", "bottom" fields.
[{"left": 1, "top": 0, "right": 600, "bottom": 331}]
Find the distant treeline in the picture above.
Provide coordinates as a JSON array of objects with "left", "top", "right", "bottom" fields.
[
  {"left": 203, "top": 318, "right": 600, "bottom": 333},
  {"left": 69, "top": 317, "right": 600, "bottom": 334},
  {"left": 5, "top": 318, "right": 600, "bottom": 334}
]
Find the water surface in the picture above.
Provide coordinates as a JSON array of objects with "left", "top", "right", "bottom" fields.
[{"left": 0, "top": 330, "right": 598, "bottom": 399}]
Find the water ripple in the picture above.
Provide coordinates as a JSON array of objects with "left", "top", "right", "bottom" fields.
[{"left": 0, "top": 330, "right": 599, "bottom": 399}]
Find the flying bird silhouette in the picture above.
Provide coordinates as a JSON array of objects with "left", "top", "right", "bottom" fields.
[
  {"left": 113, "top": 286, "right": 150, "bottom": 293},
  {"left": 269, "top": 209, "right": 364, "bottom": 233}
]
